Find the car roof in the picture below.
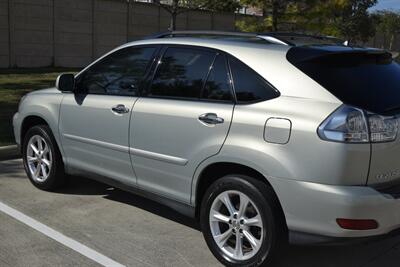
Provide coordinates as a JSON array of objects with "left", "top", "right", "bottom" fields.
[{"left": 86, "top": 37, "right": 341, "bottom": 103}]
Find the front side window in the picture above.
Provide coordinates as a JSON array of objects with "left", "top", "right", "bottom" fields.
[
  {"left": 76, "top": 46, "right": 156, "bottom": 96},
  {"left": 229, "top": 56, "right": 280, "bottom": 103},
  {"left": 149, "top": 47, "right": 215, "bottom": 99}
]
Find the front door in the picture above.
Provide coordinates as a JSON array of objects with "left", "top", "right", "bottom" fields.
[
  {"left": 59, "top": 45, "right": 158, "bottom": 185},
  {"left": 130, "top": 46, "right": 235, "bottom": 203}
]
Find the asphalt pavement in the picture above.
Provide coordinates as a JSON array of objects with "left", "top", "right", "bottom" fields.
[{"left": 0, "top": 159, "right": 399, "bottom": 267}]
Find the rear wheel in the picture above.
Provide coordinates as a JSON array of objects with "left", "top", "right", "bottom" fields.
[
  {"left": 22, "top": 125, "right": 66, "bottom": 190},
  {"left": 200, "top": 175, "right": 287, "bottom": 267}
]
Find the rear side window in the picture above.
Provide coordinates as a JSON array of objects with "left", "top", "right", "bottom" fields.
[
  {"left": 287, "top": 47, "right": 400, "bottom": 114},
  {"left": 77, "top": 46, "right": 156, "bottom": 96},
  {"left": 202, "top": 54, "right": 232, "bottom": 101},
  {"left": 229, "top": 57, "right": 280, "bottom": 103},
  {"left": 149, "top": 47, "right": 215, "bottom": 99}
]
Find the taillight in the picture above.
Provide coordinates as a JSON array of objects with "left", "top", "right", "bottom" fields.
[{"left": 318, "top": 105, "right": 398, "bottom": 143}]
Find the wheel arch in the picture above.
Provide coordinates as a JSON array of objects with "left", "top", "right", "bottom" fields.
[
  {"left": 20, "top": 113, "right": 64, "bottom": 161},
  {"left": 193, "top": 161, "right": 287, "bottom": 226},
  {"left": 21, "top": 115, "right": 49, "bottom": 145}
]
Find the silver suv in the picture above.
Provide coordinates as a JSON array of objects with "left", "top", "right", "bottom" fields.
[{"left": 13, "top": 31, "right": 400, "bottom": 266}]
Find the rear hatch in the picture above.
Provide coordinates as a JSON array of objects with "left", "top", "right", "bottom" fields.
[{"left": 287, "top": 45, "right": 400, "bottom": 185}]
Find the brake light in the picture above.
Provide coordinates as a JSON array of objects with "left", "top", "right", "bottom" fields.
[{"left": 318, "top": 105, "right": 398, "bottom": 143}]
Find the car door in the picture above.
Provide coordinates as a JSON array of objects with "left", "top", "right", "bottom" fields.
[
  {"left": 59, "top": 45, "right": 158, "bottom": 185},
  {"left": 130, "top": 46, "right": 235, "bottom": 203}
]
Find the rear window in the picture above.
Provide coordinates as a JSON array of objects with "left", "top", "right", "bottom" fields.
[{"left": 288, "top": 48, "right": 400, "bottom": 115}]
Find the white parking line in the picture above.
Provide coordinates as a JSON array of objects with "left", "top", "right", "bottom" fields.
[{"left": 0, "top": 201, "right": 125, "bottom": 267}]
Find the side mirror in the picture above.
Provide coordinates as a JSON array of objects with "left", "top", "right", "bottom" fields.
[{"left": 56, "top": 73, "right": 75, "bottom": 92}]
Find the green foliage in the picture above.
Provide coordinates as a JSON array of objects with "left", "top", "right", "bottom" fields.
[
  {"left": 238, "top": 0, "right": 294, "bottom": 31},
  {"left": 237, "top": 0, "right": 378, "bottom": 43},
  {"left": 191, "top": 0, "right": 241, "bottom": 12},
  {"left": 373, "top": 10, "right": 400, "bottom": 50},
  {"left": 155, "top": 0, "right": 242, "bottom": 30},
  {"left": 334, "top": 0, "right": 377, "bottom": 43}
]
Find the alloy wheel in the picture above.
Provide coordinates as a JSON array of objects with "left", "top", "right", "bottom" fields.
[
  {"left": 209, "top": 190, "right": 264, "bottom": 261},
  {"left": 26, "top": 135, "right": 53, "bottom": 182}
]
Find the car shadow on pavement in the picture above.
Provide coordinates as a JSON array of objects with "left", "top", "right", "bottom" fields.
[
  {"left": 58, "top": 174, "right": 201, "bottom": 231},
  {"left": 61, "top": 174, "right": 400, "bottom": 267}
]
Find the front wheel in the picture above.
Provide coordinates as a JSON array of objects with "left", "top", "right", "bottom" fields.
[
  {"left": 22, "top": 125, "right": 66, "bottom": 190},
  {"left": 200, "top": 175, "right": 287, "bottom": 267}
]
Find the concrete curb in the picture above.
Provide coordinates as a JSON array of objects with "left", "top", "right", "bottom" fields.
[{"left": 0, "top": 145, "right": 20, "bottom": 161}]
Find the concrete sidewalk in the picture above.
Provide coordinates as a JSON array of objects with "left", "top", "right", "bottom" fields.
[{"left": 0, "top": 159, "right": 399, "bottom": 267}]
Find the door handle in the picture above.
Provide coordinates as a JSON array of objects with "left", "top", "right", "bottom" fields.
[
  {"left": 111, "top": 104, "right": 129, "bottom": 114},
  {"left": 198, "top": 113, "right": 224, "bottom": 125}
]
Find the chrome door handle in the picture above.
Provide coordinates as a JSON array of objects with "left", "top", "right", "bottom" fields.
[
  {"left": 198, "top": 113, "right": 224, "bottom": 125},
  {"left": 111, "top": 104, "right": 129, "bottom": 114}
]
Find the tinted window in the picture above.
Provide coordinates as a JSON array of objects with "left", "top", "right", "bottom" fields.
[
  {"left": 288, "top": 49, "right": 400, "bottom": 115},
  {"left": 149, "top": 47, "right": 215, "bottom": 99},
  {"left": 202, "top": 54, "right": 232, "bottom": 101},
  {"left": 77, "top": 47, "right": 156, "bottom": 96},
  {"left": 229, "top": 57, "right": 279, "bottom": 103}
]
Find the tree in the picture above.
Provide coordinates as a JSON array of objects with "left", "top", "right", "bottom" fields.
[
  {"left": 192, "top": 0, "right": 241, "bottom": 12},
  {"left": 236, "top": 0, "right": 378, "bottom": 43},
  {"left": 153, "top": 0, "right": 185, "bottom": 31},
  {"left": 374, "top": 10, "right": 400, "bottom": 50},
  {"left": 238, "top": 0, "right": 294, "bottom": 32},
  {"left": 153, "top": 0, "right": 241, "bottom": 31},
  {"left": 334, "top": 0, "right": 377, "bottom": 43}
]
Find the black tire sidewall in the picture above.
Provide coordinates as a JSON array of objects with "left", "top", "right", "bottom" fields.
[
  {"left": 22, "top": 125, "right": 64, "bottom": 190},
  {"left": 200, "top": 175, "right": 283, "bottom": 267}
]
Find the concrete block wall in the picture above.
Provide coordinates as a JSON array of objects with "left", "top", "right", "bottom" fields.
[
  {"left": 0, "top": 0, "right": 241, "bottom": 68},
  {"left": 1, "top": 0, "right": 399, "bottom": 68},
  {"left": 129, "top": 2, "right": 159, "bottom": 41},
  {"left": 11, "top": 0, "right": 53, "bottom": 67},
  {"left": 54, "top": 0, "right": 93, "bottom": 67},
  {"left": 94, "top": 0, "right": 127, "bottom": 57},
  {"left": 0, "top": 0, "right": 9, "bottom": 68},
  {"left": 186, "top": 10, "right": 212, "bottom": 30}
]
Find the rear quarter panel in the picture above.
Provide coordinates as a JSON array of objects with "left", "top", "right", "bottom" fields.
[{"left": 191, "top": 96, "right": 371, "bottom": 204}]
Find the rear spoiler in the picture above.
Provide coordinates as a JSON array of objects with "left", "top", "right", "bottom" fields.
[{"left": 287, "top": 46, "right": 393, "bottom": 64}]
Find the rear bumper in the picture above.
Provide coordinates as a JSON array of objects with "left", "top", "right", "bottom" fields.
[
  {"left": 269, "top": 176, "right": 400, "bottom": 242},
  {"left": 289, "top": 227, "right": 400, "bottom": 245}
]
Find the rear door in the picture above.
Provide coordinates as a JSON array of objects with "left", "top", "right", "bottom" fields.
[
  {"left": 59, "top": 45, "right": 158, "bottom": 185},
  {"left": 129, "top": 46, "right": 234, "bottom": 203}
]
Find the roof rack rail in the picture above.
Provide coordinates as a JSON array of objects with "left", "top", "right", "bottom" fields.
[
  {"left": 262, "top": 32, "right": 346, "bottom": 46},
  {"left": 144, "top": 30, "right": 346, "bottom": 47},
  {"left": 145, "top": 30, "right": 292, "bottom": 46}
]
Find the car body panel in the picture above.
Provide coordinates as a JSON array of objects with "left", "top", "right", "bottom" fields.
[
  {"left": 130, "top": 97, "right": 234, "bottom": 203},
  {"left": 368, "top": 139, "right": 400, "bottom": 185},
  {"left": 13, "top": 88, "right": 64, "bottom": 152},
  {"left": 59, "top": 93, "right": 137, "bottom": 185},
  {"left": 191, "top": 96, "right": 371, "bottom": 203}
]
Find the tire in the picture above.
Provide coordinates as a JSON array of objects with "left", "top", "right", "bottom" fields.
[
  {"left": 200, "top": 175, "right": 287, "bottom": 267},
  {"left": 22, "top": 125, "right": 66, "bottom": 191}
]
